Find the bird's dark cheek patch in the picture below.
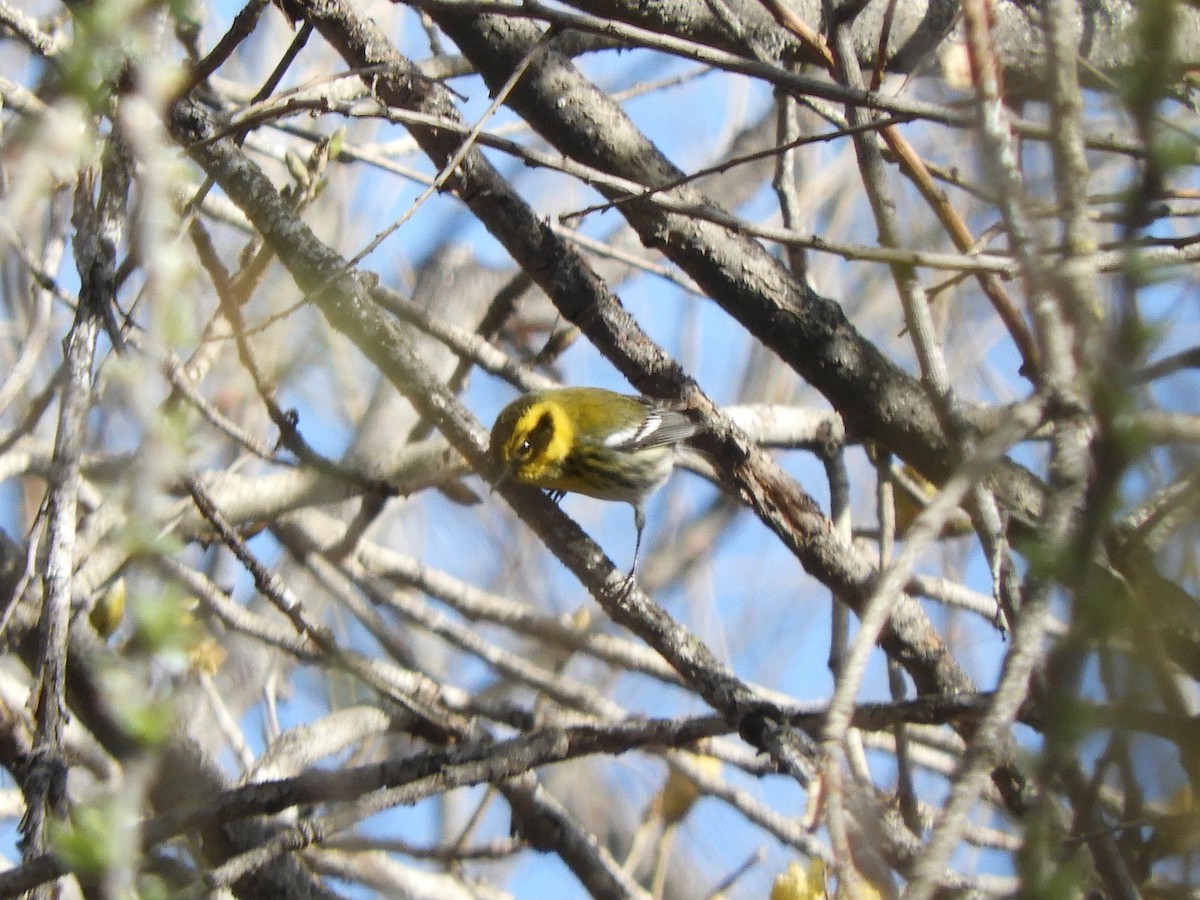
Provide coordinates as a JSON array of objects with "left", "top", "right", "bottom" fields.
[{"left": 529, "top": 412, "right": 555, "bottom": 451}]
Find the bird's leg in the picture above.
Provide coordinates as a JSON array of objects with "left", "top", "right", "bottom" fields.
[
  {"left": 616, "top": 506, "right": 645, "bottom": 598},
  {"left": 629, "top": 505, "right": 645, "bottom": 578}
]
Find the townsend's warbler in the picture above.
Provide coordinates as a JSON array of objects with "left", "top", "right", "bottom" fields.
[{"left": 489, "top": 387, "right": 699, "bottom": 578}]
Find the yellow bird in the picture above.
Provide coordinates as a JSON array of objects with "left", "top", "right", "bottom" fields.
[{"left": 489, "top": 387, "right": 698, "bottom": 579}]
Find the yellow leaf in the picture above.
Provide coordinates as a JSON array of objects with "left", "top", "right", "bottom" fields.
[{"left": 770, "top": 858, "right": 827, "bottom": 900}]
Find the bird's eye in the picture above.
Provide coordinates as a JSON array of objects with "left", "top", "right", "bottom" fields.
[{"left": 512, "top": 412, "right": 553, "bottom": 462}]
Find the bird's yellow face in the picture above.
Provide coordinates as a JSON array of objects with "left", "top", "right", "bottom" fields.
[{"left": 489, "top": 396, "right": 575, "bottom": 487}]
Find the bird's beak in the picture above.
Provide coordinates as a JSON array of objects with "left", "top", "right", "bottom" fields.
[{"left": 489, "top": 460, "right": 513, "bottom": 494}]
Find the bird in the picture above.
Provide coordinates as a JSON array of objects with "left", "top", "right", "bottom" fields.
[{"left": 489, "top": 387, "right": 699, "bottom": 585}]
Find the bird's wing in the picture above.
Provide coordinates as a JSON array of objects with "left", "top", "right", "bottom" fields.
[{"left": 604, "top": 405, "right": 698, "bottom": 451}]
